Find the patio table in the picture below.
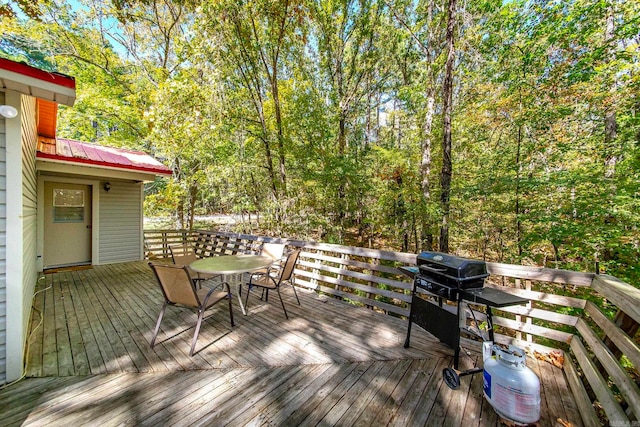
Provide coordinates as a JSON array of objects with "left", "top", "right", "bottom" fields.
[{"left": 190, "top": 255, "right": 273, "bottom": 315}]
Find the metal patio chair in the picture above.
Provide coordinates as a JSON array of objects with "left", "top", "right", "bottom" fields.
[
  {"left": 169, "top": 243, "right": 218, "bottom": 286},
  {"left": 244, "top": 249, "right": 301, "bottom": 319},
  {"left": 148, "top": 262, "right": 234, "bottom": 356},
  {"left": 251, "top": 242, "right": 286, "bottom": 277}
]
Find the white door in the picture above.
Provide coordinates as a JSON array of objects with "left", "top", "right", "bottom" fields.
[{"left": 44, "top": 182, "right": 92, "bottom": 268}]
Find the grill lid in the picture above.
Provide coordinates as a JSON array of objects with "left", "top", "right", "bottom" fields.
[{"left": 416, "top": 251, "right": 488, "bottom": 280}]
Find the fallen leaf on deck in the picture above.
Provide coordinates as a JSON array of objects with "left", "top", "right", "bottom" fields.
[
  {"left": 499, "top": 417, "right": 539, "bottom": 426},
  {"left": 533, "top": 350, "right": 565, "bottom": 368}
]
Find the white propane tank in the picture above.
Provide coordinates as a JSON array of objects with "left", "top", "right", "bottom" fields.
[{"left": 482, "top": 343, "right": 541, "bottom": 425}]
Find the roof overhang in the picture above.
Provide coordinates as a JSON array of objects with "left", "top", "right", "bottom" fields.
[
  {"left": 0, "top": 58, "right": 76, "bottom": 106},
  {"left": 36, "top": 137, "right": 173, "bottom": 182},
  {"left": 37, "top": 99, "right": 58, "bottom": 138},
  {"left": 36, "top": 158, "right": 162, "bottom": 182},
  {"left": 36, "top": 153, "right": 173, "bottom": 179}
]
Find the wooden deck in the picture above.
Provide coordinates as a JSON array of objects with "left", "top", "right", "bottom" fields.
[{"left": 0, "top": 262, "right": 584, "bottom": 426}]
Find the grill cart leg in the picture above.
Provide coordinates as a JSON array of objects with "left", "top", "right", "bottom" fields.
[
  {"left": 404, "top": 290, "right": 416, "bottom": 348},
  {"left": 486, "top": 306, "right": 495, "bottom": 341},
  {"left": 454, "top": 296, "right": 463, "bottom": 369},
  {"left": 444, "top": 300, "right": 487, "bottom": 389},
  {"left": 404, "top": 318, "right": 413, "bottom": 348}
]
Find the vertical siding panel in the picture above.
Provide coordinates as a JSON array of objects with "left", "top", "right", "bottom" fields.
[
  {"left": 98, "top": 181, "right": 143, "bottom": 264},
  {"left": 21, "top": 96, "right": 38, "bottom": 345},
  {"left": 1, "top": 94, "right": 38, "bottom": 384},
  {"left": 0, "top": 91, "right": 7, "bottom": 384}
]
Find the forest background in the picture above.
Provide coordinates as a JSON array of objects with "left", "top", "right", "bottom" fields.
[{"left": 1, "top": 0, "right": 638, "bottom": 285}]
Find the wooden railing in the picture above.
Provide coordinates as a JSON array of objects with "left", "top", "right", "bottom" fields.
[{"left": 144, "top": 229, "right": 640, "bottom": 426}]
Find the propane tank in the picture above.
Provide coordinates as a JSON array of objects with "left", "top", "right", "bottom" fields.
[{"left": 482, "top": 343, "right": 540, "bottom": 425}]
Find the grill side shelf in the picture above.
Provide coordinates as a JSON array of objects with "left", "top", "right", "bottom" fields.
[
  {"left": 459, "top": 287, "right": 529, "bottom": 308},
  {"left": 399, "top": 266, "right": 418, "bottom": 279}
]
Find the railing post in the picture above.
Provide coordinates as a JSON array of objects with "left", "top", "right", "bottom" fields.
[
  {"left": 338, "top": 253, "right": 348, "bottom": 301},
  {"left": 525, "top": 279, "right": 533, "bottom": 343},
  {"left": 311, "top": 252, "right": 322, "bottom": 290},
  {"left": 515, "top": 278, "right": 522, "bottom": 341},
  {"left": 602, "top": 309, "right": 639, "bottom": 368},
  {"left": 162, "top": 231, "right": 168, "bottom": 259},
  {"left": 366, "top": 257, "right": 379, "bottom": 310}
]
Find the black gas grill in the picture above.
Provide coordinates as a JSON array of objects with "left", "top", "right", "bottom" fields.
[
  {"left": 416, "top": 251, "right": 489, "bottom": 300},
  {"left": 402, "top": 251, "right": 529, "bottom": 389}
]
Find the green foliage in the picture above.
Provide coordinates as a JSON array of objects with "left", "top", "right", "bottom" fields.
[{"left": 1, "top": 0, "right": 639, "bottom": 285}]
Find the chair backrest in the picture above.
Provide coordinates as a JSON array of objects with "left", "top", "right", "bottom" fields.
[
  {"left": 144, "top": 242, "right": 160, "bottom": 260},
  {"left": 261, "top": 243, "right": 286, "bottom": 261},
  {"left": 278, "top": 249, "right": 301, "bottom": 283},
  {"left": 149, "top": 262, "right": 200, "bottom": 307},
  {"left": 169, "top": 244, "right": 198, "bottom": 266}
]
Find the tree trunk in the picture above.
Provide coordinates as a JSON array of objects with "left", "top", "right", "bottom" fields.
[
  {"left": 260, "top": 129, "right": 279, "bottom": 199},
  {"left": 188, "top": 182, "right": 197, "bottom": 231},
  {"left": 338, "top": 110, "right": 347, "bottom": 154},
  {"left": 271, "top": 78, "right": 287, "bottom": 194},
  {"left": 337, "top": 108, "right": 348, "bottom": 223},
  {"left": 515, "top": 124, "right": 523, "bottom": 257},
  {"left": 266, "top": 4, "right": 288, "bottom": 198},
  {"left": 421, "top": 92, "right": 435, "bottom": 200},
  {"left": 228, "top": 11, "right": 280, "bottom": 200},
  {"left": 421, "top": 89, "right": 435, "bottom": 251},
  {"left": 439, "top": 0, "right": 457, "bottom": 253},
  {"left": 604, "top": 2, "right": 618, "bottom": 178},
  {"left": 177, "top": 198, "right": 185, "bottom": 229}
]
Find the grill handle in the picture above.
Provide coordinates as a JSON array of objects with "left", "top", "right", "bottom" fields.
[
  {"left": 419, "top": 265, "right": 448, "bottom": 274},
  {"left": 418, "top": 265, "right": 490, "bottom": 283}
]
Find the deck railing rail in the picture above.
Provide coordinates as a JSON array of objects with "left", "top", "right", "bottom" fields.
[{"left": 144, "top": 228, "right": 640, "bottom": 426}]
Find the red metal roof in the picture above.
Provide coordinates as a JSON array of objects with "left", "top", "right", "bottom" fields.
[
  {"left": 0, "top": 57, "right": 76, "bottom": 89},
  {"left": 1, "top": 57, "right": 76, "bottom": 106},
  {"left": 36, "top": 138, "right": 173, "bottom": 177}
]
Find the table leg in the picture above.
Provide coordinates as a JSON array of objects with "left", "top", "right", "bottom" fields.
[{"left": 225, "top": 273, "right": 248, "bottom": 315}]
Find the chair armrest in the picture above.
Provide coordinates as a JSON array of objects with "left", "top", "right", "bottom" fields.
[
  {"left": 201, "top": 283, "right": 232, "bottom": 306},
  {"left": 248, "top": 273, "right": 277, "bottom": 287},
  {"left": 201, "top": 287, "right": 219, "bottom": 306},
  {"left": 221, "top": 281, "right": 233, "bottom": 294}
]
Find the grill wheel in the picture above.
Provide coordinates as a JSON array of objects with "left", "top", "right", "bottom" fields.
[{"left": 443, "top": 367, "right": 460, "bottom": 390}]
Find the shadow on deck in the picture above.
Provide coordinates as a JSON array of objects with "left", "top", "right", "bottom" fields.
[{"left": 0, "top": 261, "right": 583, "bottom": 426}]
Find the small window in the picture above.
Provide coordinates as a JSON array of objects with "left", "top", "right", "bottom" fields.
[{"left": 53, "top": 189, "right": 85, "bottom": 223}]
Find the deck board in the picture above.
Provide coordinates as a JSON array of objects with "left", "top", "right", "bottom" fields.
[
  {"left": 440, "top": 355, "right": 478, "bottom": 427},
  {"left": 25, "top": 278, "right": 46, "bottom": 377},
  {"left": 41, "top": 278, "right": 58, "bottom": 376},
  {"left": 390, "top": 357, "right": 449, "bottom": 427},
  {"left": 229, "top": 363, "right": 332, "bottom": 426},
  {"left": 62, "top": 272, "right": 91, "bottom": 375},
  {"left": 310, "top": 359, "right": 387, "bottom": 426},
  {"left": 0, "top": 261, "right": 585, "bottom": 426},
  {"left": 65, "top": 271, "right": 107, "bottom": 374}
]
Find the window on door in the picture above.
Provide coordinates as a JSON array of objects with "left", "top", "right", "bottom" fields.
[{"left": 53, "top": 188, "right": 85, "bottom": 223}]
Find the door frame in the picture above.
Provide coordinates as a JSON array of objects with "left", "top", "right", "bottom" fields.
[{"left": 37, "top": 174, "right": 101, "bottom": 271}]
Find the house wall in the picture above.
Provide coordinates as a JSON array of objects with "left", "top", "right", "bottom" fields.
[
  {"left": 0, "top": 91, "right": 7, "bottom": 384},
  {"left": 21, "top": 96, "right": 39, "bottom": 345},
  {"left": 2, "top": 92, "right": 37, "bottom": 384},
  {"left": 98, "top": 181, "right": 144, "bottom": 264}
]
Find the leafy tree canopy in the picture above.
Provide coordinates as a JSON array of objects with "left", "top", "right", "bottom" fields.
[{"left": 1, "top": 0, "right": 638, "bottom": 283}]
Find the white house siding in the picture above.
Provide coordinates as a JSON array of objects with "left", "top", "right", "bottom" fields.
[
  {"left": 20, "top": 95, "right": 39, "bottom": 351},
  {"left": 0, "top": 91, "right": 7, "bottom": 384},
  {"left": 2, "top": 93, "right": 37, "bottom": 384},
  {"left": 98, "top": 181, "right": 144, "bottom": 264}
]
